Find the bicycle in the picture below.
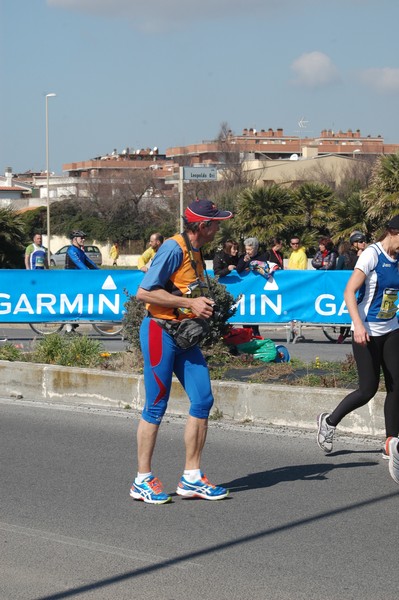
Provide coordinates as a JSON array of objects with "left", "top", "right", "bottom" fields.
[
  {"left": 322, "top": 325, "right": 351, "bottom": 343},
  {"left": 29, "top": 321, "right": 124, "bottom": 337}
]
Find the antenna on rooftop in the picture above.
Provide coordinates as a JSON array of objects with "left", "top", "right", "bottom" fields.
[
  {"left": 295, "top": 117, "right": 312, "bottom": 158},
  {"left": 298, "top": 117, "right": 309, "bottom": 129}
]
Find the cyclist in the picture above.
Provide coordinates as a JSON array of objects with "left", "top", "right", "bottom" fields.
[
  {"left": 334, "top": 232, "right": 367, "bottom": 342},
  {"left": 64, "top": 231, "right": 99, "bottom": 333},
  {"left": 65, "top": 231, "right": 99, "bottom": 270},
  {"left": 349, "top": 230, "right": 367, "bottom": 264}
]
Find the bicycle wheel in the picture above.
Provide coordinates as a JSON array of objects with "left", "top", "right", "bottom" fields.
[
  {"left": 29, "top": 322, "right": 64, "bottom": 335},
  {"left": 92, "top": 322, "right": 124, "bottom": 337},
  {"left": 322, "top": 325, "right": 350, "bottom": 343}
]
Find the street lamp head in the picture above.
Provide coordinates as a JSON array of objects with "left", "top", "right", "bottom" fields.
[{"left": 46, "top": 93, "right": 56, "bottom": 98}]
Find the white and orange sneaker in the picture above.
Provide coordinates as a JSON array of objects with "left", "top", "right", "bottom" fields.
[
  {"left": 386, "top": 437, "right": 399, "bottom": 484},
  {"left": 176, "top": 472, "right": 229, "bottom": 500}
]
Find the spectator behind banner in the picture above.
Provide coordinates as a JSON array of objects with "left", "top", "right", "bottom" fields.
[
  {"left": 336, "top": 240, "right": 354, "bottom": 270},
  {"left": 137, "top": 232, "right": 164, "bottom": 272},
  {"left": 213, "top": 239, "right": 239, "bottom": 277},
  {"left": 236, "top": 237, "right": 271, "bottom": 338},
  {"left": 109, "top": 241, "right": 120, "bottom": 267},
  {"left": 25, "top": 233, "right": 48, "bottom": 270},
  {"left": 236, "top": 237, "right": 268, "bottom": 273},
  {"left": 311, "top": 237, "right": 337, "bottom": 270},
  {"left": 287, "top": 236, "right": 307, "bottom": 269},
  {"left": 336, "top": 240, "right": 356, "bottom": 342},
  {"left": 265, "top": 237, "right": 284, "bottom": 270}
]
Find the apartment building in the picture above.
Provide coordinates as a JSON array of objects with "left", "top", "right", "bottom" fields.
[
  {"left": 7, "top": 127, "right": 397, "bottom": 209},
  {"left": 166, "top": 127, "right": 399, "bottom": 165}
]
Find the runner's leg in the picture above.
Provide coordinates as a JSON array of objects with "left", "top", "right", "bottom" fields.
[
  {"left": 329, "top": 336, "right": 383, "bottom": 427},
  {"left": 137, "top": 317, "right": 176, "bottom": 472},
  {"left": 174, "top": 345, "right": 213, "bottom": 469},
  {"left": 381, "top": 329, "right": 399, "bottom": 438}
]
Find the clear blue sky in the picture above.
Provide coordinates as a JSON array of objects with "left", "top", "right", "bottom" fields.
[{"left": 2, "top": 0, "right": 399, "bottom": 175}]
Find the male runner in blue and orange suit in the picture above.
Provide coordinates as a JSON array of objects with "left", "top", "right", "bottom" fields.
[{"left": 130, "top": 198, "right": 233, "bottom": 504}]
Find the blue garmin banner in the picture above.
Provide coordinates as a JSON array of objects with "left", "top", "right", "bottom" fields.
[
  {"left": 220, "top": 269, "right": 352, "bottom": 324},
  {"left": 0, "top": 269, "right": 352, "bottom": 324},
  {"left": 0, "top": 271, "right": 140, "bottom": 323}
]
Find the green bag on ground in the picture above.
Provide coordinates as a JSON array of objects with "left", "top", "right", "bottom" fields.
[{"left": 236, "top": 338, "right": 277, "bottom": 363}]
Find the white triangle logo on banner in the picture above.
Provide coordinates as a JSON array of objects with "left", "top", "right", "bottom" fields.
[
  {"left": 102, "top": 276, "right": 117, "bottom": 290},
  {"left": 263, "top": 276, "right": 279, "bottom": 291}
]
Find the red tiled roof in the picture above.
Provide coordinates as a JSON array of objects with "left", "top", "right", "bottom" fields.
[{"left": 0, "top": 186, "right": 31, "bottom": 192}]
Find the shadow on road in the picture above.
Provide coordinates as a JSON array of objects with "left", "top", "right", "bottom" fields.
[{"left": 223, "top": 456, "right": 379, "bottom": 492}]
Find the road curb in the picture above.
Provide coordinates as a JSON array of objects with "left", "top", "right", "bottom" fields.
[{"left": 0, "top": 360, "right": 386, "bottom": 437}]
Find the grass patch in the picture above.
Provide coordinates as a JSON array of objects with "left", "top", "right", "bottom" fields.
[
  {"left": 30, "top": 333, "right": 104, "bottom": 368},
  {"left": 99, "top": 350, "right": 143, "bottom": 373},
  {"left": 0, "top": 342, "right": 25, "bottom": 362},
  {"left": 97, "top": 342, "right": 362, "bottom": 392},
  {"left": 209, "top": 407, "right": 224, "bottom": 421},
  {"left": 203, "top": 345, "right": 361, "bottom": 389}
]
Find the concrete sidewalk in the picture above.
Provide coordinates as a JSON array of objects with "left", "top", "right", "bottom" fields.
[{"left": 0, "top": 359, "right": 386, "bottom": 438}]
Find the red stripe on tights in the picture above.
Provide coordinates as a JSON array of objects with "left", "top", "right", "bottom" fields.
[{"left": 149, "top": 319, "right": 163, "bottom": 367}]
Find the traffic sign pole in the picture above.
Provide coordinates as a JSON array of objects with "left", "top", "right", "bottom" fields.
[{"left": 178, "top": 166, "right": 218, "bottom": 229}]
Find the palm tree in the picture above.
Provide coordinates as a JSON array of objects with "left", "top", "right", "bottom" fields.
[
  {"left": 287, "top": 182, "right": 335, "bottom": 252},
  {"left": 234, "top": 184, "right": 299, "bottom": 245},
  {"left": 293, "top": 182, "right": 335, "bottom": 231},
  {"left": 0, "top": 207, "right": 26, "bottom": 268},
  {"left": 329, "top": 190, "right": 376, "bottom": 243},
  {"left": 363, "top": 153, "right": 399, "bottom": 225}
]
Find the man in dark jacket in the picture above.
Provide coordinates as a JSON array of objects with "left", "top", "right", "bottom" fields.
[
  {"left": 64, "top": 231, "right": 99, "bottom": 333},
  {"left": 65, "top": 231, "right": 99, "bottom": 270}
]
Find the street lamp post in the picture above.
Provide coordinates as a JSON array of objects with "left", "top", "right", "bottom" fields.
[{"left": 45, "top": 93, "right": 56, "bottom": 265}]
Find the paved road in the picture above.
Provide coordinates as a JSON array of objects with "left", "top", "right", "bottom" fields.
[
  {"left": 1, "top": 399, "right": 398, "bottom": 600},
  {"left": 1, "top": 324, "right": 352, "bottom": 363}
]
